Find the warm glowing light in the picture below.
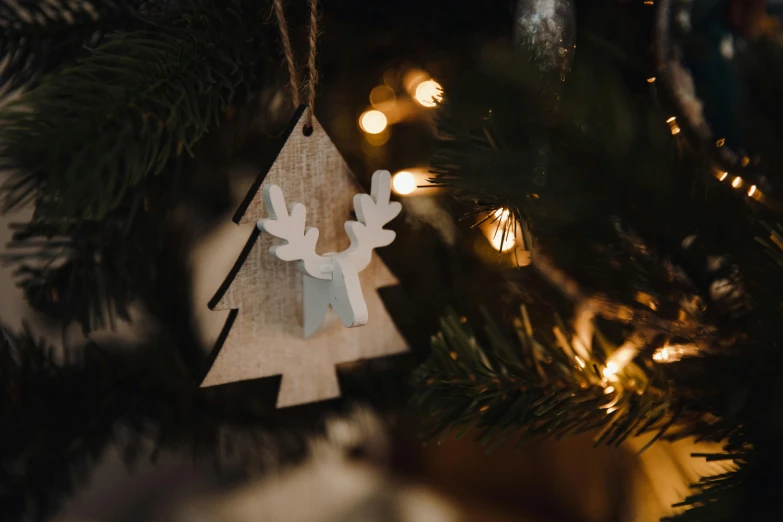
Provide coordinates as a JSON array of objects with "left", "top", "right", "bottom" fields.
[
  {"left": 600, "top": 384, "right": 622, "bottom": 411},
  {"left": 647, "top": 77, "right": 656, "bottom": 83},
  {"left": 666, "top": 116, "right": 681, "bottom": 135},
  {"left": 652, "top": 343, "right": 699, "bottom": 363},
  {"left": 414, "top": 79, "right": 443, "bottom": 107},
  {"left": 731, "top": 176, "right": 742, "bottom": 188},
  {"left": 635, "top": 290, "right": 658, "bottom": 311},
  {"left": 494, "top": 208, "right": 511, "bottom": 221},
  {"left": 653, "top": 347, "right": 671, "bottom": 363},
  {"left": 602, "top": 341, "right": 641, "bottom": 380},
  {"left": 481, "top": 208, "right": 521, "bottom": 253},
  {"left": 716, "top": 138, "right": 725, "bottom": 147},
  {"left": 574, "top": 356, "right": 586, "bottom": 369},
  {"left": 748, "top": 185, "right": 757, "bottom": 197},
  {"left": 359, "top": 110, "right": 387, "bottom": 134},
  {"left": 572, "top": 304, "right": 594, "bottom": 360},
  {"left": 719, "top": 171, "right": 728, "bottom": 181},
  {"left": 391, "top": 171, "right": 417, "bottom": 195},
  {"left": 490, "top": 231, "right": 517, "bottom": 252},
  {"left": 741, "top": 156, "right": 750, "bottom": 167},
  {"left": 487, "top": 208, "right": 517, "bottom": 251}
]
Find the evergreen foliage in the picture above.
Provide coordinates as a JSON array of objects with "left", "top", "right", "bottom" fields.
[
  {"left": 1, "top": 3, "right": 260, "bottom": 223},
  {"left": 0, "top": 1, "right": 270, "bottom": 332},
  {"left": 0, "top": 323, "right": 308, "bottom": 521},
  {"left": 413, "top": 5, "right": 783, "bottom": 518},
  {"left": 412, "top": 311, "right": 680, "bottom": 452},
  {"left": 3, "top": 0, "right": 783, "bottom": 519},
  {"left": 0, "top": 0, "right": 145, "bottom": 95}
]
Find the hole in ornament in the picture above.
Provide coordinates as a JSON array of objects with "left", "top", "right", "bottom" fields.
[
  {"left": 303, "top": 125, "right": 314, "bottom": 137},
  {"left": 347, "top": 443, "right": 369, "bottom": 461}
]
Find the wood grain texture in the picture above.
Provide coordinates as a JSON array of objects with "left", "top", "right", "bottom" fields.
[{"left": 201, "top": 107, "right": 408, "bottom": 408}]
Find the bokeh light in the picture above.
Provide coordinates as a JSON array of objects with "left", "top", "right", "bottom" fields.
[
  {"left": 489, "top": 231, "right": 516, "bottom": 252},
  {"left": 370, "top": 85, "right": 396, "bottom": 107},
  {"left": 359, "top": 110, "right": 387, "bottom": 134},
  {"left": 414, "top": 80, "right": 443, "bottom": 108},
  {"left": 494, "top": 208, "right": 510, "bottom": 221},
  {"left": 392, "top": 171, "right": 416, "bottom": 195}
]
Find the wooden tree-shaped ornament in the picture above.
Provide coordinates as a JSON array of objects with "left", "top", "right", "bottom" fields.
[{"left": 201, "top": 106, "right": 409, "bottom": 408}]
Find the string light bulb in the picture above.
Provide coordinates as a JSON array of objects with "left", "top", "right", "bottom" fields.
[
  {"left": 487, "top": 208, "right": 516, "bottom": 252},
  {"left": 602, "top": 361, "right": 619, "bottom": 379},
  {"left": 666, "top": 116, "right": 681, "bottom": 135},
  {"left": 653, "top": 346, "right": 672, "bottom": 363},
  {"left": 391, "top": 171, "right": 417, "bottom": 195},
  {"left": 647, "top": 77, "right": 656, "bottom": 83},
  {"left": 414, "top": 79, "right": 443, "bottom": 107},
  {"left": 731, "top": 176, "right": 742, "bottom": 189},
  {"left": 489, "top": 230, "right": 517, "bottom": 252},
  {"left": 359, "top": 110, "right": 387, "bottom": 134},
  {"left": 494, "top": 208, "right": 510, "bottom": 221},
  {"left": 748, "top": 185, "right": 757, "bottom": 197},
  {"left": 719, "top": 171, "right": 728, "bottom": 181},
  {"left": 652, "top": 343, "right": 699, "bottom": 363},
  {"left": 602, "top": 339, "right": 642, "bottom": 380}
]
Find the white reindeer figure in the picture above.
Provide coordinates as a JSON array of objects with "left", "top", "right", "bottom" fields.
[{"left": 258, "top": 170, "right": 402, "bottom": 337}]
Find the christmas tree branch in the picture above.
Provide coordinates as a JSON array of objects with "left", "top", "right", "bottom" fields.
[
  {"left": 0, "top": 0, "right": 145, "bottom": 96},
  {"left": 0, "top": 322, "right": 294, "bottom": 521},
  {"left": 0, "top": 1, "right": 269, "bottom": 332},
  {"left": 412, "top": 309, "right": 682, "bottom": 453},
  {"left": 0, "top": 2, "right": 260, "bottom": 225},
  {"left": 416, "top": 5, "right": 783, "bottom": 520},
  {"left": 662, "top": 436, "right": 752, "bottom": 522},
  {"left": 3, "top": 209, "right": 154, "bottom": 332}
]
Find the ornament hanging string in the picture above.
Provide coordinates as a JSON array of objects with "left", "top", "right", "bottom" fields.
[{"left": 272, "top": 0, "right": 320, "bottom": 131}]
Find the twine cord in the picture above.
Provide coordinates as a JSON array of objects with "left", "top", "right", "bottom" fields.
[
  {"left": 272, "top": 0, "right": 301, "bottom": 108},
  {"left": 305, "top": 0, "right": 319, "bottom": 129},
  {"left": 272, "top": 0, "right": 320, "bottom": 130}
]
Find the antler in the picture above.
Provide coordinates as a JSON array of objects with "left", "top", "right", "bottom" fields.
[
  {"left": 344, "top": 170, "right": 402, "bottom": 271},
  {"left": 256, "top": 170, "right": 401, "bottom": 337},
  {"left": 258, "top": 184, "right": 330, "bottom": 279}
]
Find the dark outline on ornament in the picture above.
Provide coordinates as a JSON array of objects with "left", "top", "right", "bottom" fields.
[{"left": 198, "top": 105, "right": 306, "bottom": 386}]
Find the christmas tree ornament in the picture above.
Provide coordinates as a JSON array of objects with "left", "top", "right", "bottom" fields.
[
  {"left": 201, "top": 106, "right": 408, "bottom": 408},
  {"left": 514, "top": 0, "right": 577, "bottom": 79},
  {"left": 200, "top": 0, "right": 408, "bottom": 408}
]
